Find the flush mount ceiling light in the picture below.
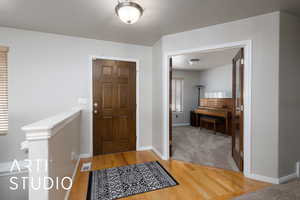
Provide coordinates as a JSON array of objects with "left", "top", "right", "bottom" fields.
[
  {"left": 115, "top": 1, "right": 144, "bottom": 24},
  {"left": 189, "top": 58, "right": 201, "bottom": 65}
]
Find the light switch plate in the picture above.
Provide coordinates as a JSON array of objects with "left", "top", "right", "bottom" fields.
[
  {"left": 78, "top": 98, "right": 88, "bottom": 108},
  {"left": 78, "top": 98, "right": 88, "bottom": 105}
]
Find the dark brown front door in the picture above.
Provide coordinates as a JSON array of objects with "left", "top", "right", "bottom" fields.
[
  {"left": 232, "top": 48, "right": 244, "bottom": 171},
  {"left": 93, "top": 59, "right": 136, "bottom": 156}
]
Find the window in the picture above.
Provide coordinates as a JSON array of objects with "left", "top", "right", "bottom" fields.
[
  {"left": 0, "top": 46, "right": 8, "bottom": 135},
  {"left": 171, "top": 78, "right": 183, "bottom": 112}
]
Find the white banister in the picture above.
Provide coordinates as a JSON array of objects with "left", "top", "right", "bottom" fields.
[
  {"left": 22, "top": 108, "right": 81, "bottom": 200},
  {"left": 22, "top": 109, "right": 81, "bottom": 140}
]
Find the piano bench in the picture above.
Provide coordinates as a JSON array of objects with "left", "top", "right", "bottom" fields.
[{"left": 199, "top": 116, "right": 221, "bottom": 134}]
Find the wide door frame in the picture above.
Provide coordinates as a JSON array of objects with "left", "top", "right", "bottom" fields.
[
  {"left": 89, "top": 56, "right": 140, "bottom": 156},
  {"left": 164, "top": 40, "right": 252, "bottom": 176}
]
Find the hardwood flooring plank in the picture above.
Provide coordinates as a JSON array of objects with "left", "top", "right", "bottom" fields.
[{"left": 68, "top": 150, "right": 270, "bottom": 200}]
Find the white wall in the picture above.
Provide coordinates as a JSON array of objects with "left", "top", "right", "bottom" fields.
[
  {"left": 199, "top": 64, "right": 232, "bottom": 98},
  {"left": 0, "top": 172, "right": 28, "bottom": 200},
  {"left": 279, "top": 12, "right": 300, "bottom": 177},
  {"left": 172, "top": 70, "right": 201, "bottom": 124},
  {"left": 152, "top": 39, "right": 164, "bottom": 153},
  {"left": 0, "top": 27, "right": 152, "bottom": 162},
  {"left": 152, "top": 12, "right": 280, "bottom": 178}
]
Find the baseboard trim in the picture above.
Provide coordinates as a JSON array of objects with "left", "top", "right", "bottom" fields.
[
  {"left": 0, "top": 169, "right": 28, "bottom": 177},
  {"left": 137, "top": 146, "right": 152, "bottom": 151},
  {"left": 64, "top": 158, "right": 80, "bottom": 200},
  {"left": 135, "top": 146, "right": 168, "bottom": 161},
  {"left": 245, "top": 173, "right": 279, "bottom": 184},
  {"left": 77, "top": 151, "right": 299, "bottom": 185},
  {"left": 0, "top": 160, "right": 28, "bottom": 177},
  {"left": 279, "top": 173, "right": 298, "bottom": 184},
  {"left": 79, "top": 154, "right": 92, "bottom": 159},
  {"left": 172, "top": 123, "right": 190, "bottom": 127},
  {"left": 245, "top": 172, "right": 298, "bottom": 184},
  {"left": 152, "top": 146, "right": 167, "bottom": 160}
]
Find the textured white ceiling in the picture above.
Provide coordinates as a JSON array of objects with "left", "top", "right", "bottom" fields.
[
  {"left": 172, "top": 48, "right": 240, "bottom": 71},
  {"left": 0, "top": 0, "right": 299, "bottom": 45}
]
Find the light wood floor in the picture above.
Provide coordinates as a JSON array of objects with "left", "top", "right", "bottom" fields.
[{"left": 69, "top": 150, "right": 270, "bottom": 200}]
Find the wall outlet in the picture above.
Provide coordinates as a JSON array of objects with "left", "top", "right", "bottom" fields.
[
  {"left": 81, "top": 162, "right": 91, "bottom": 172},
  {"left": 297, "top": 161, "right": 300, "bottom": 177}
]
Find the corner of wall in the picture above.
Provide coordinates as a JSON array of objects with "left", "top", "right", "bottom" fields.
[
  {"left": 297, "top": 162, "right": 300, "bottom": 177},
  {"left": 278, "top": 10, "right": 300, "bottom": 178},
  {"left": 151, "top": 38, "right": 165, "bottom": 156}
]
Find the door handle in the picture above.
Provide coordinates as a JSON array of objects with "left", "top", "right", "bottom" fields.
[
  {"left": 93, "top": 101, "right": 100, "bottom": 115},
  {"left": 93, "top": 101, "right": 99, "bottom": 108}
]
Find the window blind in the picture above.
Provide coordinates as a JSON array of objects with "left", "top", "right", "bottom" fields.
[
  {"left": 171, "top": 78, "right": 183, "bottom": 112},
  {"left": 0, "top": 46, "right": 8, "bottom": 135}
]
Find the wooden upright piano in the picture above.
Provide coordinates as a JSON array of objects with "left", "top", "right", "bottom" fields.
[{"left": 191, "top": 98, "right": 233, "bottom": 135}]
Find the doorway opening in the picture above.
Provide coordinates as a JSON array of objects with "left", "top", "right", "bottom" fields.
[{"left": 164, "top": 41, "right": 252, "bottom": 175}]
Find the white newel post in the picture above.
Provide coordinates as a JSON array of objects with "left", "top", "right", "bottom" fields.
[
  {"left": 28, "top": 138, "right": 50, "bottom": 200},
  {"left": 22, "top": 109, "right": 81, "bottom": 200}
]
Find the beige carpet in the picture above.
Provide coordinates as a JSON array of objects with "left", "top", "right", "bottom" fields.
[
  {"left": 172, "top": 126, "right": 239, "bottom": 171},
  {"left": 234, "top": 179, "right": 300, "bottom": 200}
]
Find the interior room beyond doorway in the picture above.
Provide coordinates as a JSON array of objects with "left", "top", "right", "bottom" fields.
[{"left": 170, "top": 47, "right": 245, "bottom": 172}]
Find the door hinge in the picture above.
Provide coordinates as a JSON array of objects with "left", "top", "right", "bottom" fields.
[{"left": 241, "top": 58, "right": 244, "bottom": 65}]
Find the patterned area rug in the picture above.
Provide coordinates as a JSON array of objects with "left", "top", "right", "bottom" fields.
[
  {"left": 172, "top": 126, "right": 239, "bottom": 171},
  {"left": 87, "top": 161, "right": 178, "bottom": 200}
]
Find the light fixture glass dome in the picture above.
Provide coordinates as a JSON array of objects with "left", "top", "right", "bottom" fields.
[{"left": 115, "top": 2, "right": 144, "bottom": 24}]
